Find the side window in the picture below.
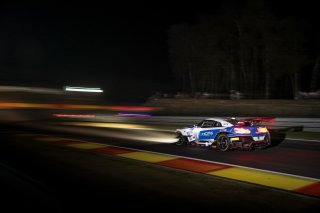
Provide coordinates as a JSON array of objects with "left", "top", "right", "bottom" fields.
[
  {"left": 215, "top": 122, "right": 222, "bottom": 127},
  {"left": 202, "top": 120, "right": 215, "bottom": 128},
  {"left": 197, "top": 120, "right": 205, "bottom": 127},
  {"left": 201, "top": 121, "right": 208, "bottom": 128}
]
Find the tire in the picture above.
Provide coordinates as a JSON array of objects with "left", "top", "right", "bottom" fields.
[
  {"left": 176, "top": 134, "right": 187, "bottom": 146},
  {"left": 216, "top": 134, "right": 231, "bottom": 151},
  {"left": 255, "top": 133, "right": 271, "bottom": 150}
]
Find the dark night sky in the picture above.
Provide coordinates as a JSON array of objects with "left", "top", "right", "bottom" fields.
[
  {"left": 0, "top": 1, "right": 319, "bottom": 102},
  {"left": 0, "top": 3, "right": 218, "bottom": 102}
]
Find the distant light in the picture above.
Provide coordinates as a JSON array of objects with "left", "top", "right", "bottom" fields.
[{"left": 64, "top": 86, "right": 103, "bottom": 93}]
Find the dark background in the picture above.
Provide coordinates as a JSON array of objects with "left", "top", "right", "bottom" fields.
[{"left": 0, "top": 1, "right": 319, "bottom": 102}]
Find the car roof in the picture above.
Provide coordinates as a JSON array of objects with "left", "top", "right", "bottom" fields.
[
  {"left": 202, "top": 118, "right": 234, "bottom": 127},
  {"left": 203, "top": 118, "right": 227, "bottom": 123}
]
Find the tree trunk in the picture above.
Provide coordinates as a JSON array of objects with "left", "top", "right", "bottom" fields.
[
  {"left": 265, "top": 71, "right": 270, "bottom": 99},
  {"left": 291, "top": 72, "right": 299, "bottom": 99},
  {"left": 187, "top": 62, "right": 195, "bottom": 93},
  {"left": 234, "top": 20, "right": 247, "bottom": 82},
  {"left": 310, "top": 55, "right": 320, "bottom": 91}
]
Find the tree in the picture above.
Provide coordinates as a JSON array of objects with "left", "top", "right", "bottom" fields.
[
  {"left": 167, "top": 0, "right": 312, "bottom": 99},
  {"left": 310, "top": 55, "right": 320, "bottom": 92}
]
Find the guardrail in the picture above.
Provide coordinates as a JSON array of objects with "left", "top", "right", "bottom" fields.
[
  {"left": 102, "top": 116, "right": 320, "bottom": 132},
  {"left": 1, "top": 108, "right": 319, "bottom": 132}
]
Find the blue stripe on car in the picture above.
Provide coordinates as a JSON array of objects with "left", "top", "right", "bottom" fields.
[{"left": 199, "top": 129, "right": 221, "bottom": 140}]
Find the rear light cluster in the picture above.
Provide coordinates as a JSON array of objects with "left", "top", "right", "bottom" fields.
[
  {"left": 234, "top": 127, "right": 268, "bottom": 134},
  {"left": 256, "top": 127, "right": 268, "bottom": 134},
  {"left": 234, "top": 128, "right": 251, "bottom": 134}
]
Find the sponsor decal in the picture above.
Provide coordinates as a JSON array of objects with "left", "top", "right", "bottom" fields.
[{"left": 202, "top": 131, "right": 213, "bottom": 137}]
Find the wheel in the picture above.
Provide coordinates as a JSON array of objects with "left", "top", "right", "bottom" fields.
[
  {"left": 255, "top": 133, "right": 271, "bottom": 150},
  {"left": 216, "top": 134, "right": 231, "bottom": 151},
  {"left": 175, "top": 134, "right": 187, "bottom": 146}
]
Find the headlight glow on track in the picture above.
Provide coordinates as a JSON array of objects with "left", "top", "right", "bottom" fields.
[
  {"left": 58, "top": 122, "right": 178, "bottom": 143},
  {"left": 62, "top": 122, "right": 154, "bottom": 130}
]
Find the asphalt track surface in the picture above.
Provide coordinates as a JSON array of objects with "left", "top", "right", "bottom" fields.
[
  {"left": 1, "top": 122, "right": 320, "bottom": 212},
  {"left": 135, "top": 139, "right": 320, "bottom": 180},
  {"left": 18, "top": 122, "right": 320, "bottom": 180}
]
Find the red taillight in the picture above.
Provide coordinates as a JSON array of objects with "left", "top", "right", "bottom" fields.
[
  {"left": 256, "top": 127, "right": 268, "bottom": 134},
  {"left": 234, "top": 128, "right": 251, "bottom": 134}
]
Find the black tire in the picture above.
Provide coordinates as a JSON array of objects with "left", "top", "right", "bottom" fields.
[
  {"left": 216, "top": 134, "right": 231, "bottom": 151},
  {"left": 175, "top": 134, "right": 187, "bottom": 146},
  {"left": 255, "top": 133, "right": 271, "bottom": 150}
]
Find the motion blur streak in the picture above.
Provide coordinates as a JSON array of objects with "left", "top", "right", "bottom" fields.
[
  {"left": 0, "top": 102, "right": 156, "bottom": 111},
  {"left": 107, "top": 106, "right": 156, "bottom": 111},
  {"left": 114, "top": 113, "right": 151, "bottom": 117},
  {"left": 53, "top": 114, "right": 96, "bottom": 118},
  {"left": 61, "top": 122, "right": 155, "bottom": 130},
  {"left": 59, "top": 122, "right": 178, "bottom": 143},
  {"left": 64, "top": 86, "right": 103, "bottom": 93}
]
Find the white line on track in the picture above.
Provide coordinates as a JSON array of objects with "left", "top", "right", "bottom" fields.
[{"left": 286, "top": 138, "right": 320, "bottom": 143}]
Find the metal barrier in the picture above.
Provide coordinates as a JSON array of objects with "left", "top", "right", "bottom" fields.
[{"left": 105, "top": 116, "right": 320, "bottom": 132}]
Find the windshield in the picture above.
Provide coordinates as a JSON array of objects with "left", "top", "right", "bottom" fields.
[{"left": 197, "top": 120, "right": 222, "bottom": 128}]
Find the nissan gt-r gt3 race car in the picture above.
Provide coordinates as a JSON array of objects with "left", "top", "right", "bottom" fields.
[{"left": 175, "top": 117, "right": 272, "bottom": 151}]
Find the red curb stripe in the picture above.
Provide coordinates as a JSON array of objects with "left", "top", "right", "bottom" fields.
[
  {"left": 91, "top": 146, "right": 134, "bottom": 155},
  {"left": 158, "top": 158, "right": 232, "bottom": 173},
  {"left": 29, "top": 133, "right": 320, "bottom": 199},
  {"left": 294, "top": 182, "right": 320, "bottom": 197}
]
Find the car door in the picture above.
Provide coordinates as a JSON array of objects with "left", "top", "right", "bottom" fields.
[{"left": 198, "top": 120, "right": 222, "bottom": 141}]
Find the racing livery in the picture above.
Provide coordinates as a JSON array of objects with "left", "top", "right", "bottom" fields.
[{"left": 175, "top": 117, "right": 271, "bottom": 151}]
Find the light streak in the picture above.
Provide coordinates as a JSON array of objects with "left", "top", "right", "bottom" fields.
[{"left": 64, "top": 86, "right": 103, "bottom": 93}]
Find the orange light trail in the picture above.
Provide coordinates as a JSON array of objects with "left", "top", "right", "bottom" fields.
[{"left": 0, "top": 102, "right": 157, "bottom": 111}]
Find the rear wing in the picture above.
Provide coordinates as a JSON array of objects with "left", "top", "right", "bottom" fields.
[{"left": 237, "top": 117, "right": 274, "bottom": 126}]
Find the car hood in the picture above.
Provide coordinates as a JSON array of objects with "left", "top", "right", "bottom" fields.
[{"left": 176, "top": 126, "right": 194, "bottom": 134}]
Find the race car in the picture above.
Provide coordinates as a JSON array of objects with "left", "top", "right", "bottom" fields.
[{"left": 175, "top": 117, "right": 272, "bottom": 151}]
